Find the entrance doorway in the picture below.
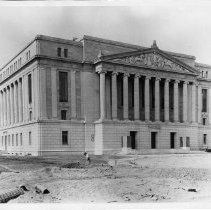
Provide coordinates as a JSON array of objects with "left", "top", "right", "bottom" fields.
[
  {"left": 170, "top": 132, "right": 176, "bottom": 149},
  {"left": 130, "top": 131, "right": 137, "bottom": 149},
  {"left": 151, "top": 132, "right": 157, "bottom": 149}
]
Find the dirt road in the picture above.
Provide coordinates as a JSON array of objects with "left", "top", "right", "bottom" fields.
[{"left": 0, "top": 153, "right": 211, "bottom": 203}]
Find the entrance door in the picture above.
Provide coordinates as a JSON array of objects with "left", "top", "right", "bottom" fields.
[
  {"left": 151, "top": 132, "right": 157, "bottom": 149},
  {"left": 130, "top": 131, "right": 136, "bottom": 149},
  {"left": 170, "top": 132, "right": 175, "bottom": 149},
  {"left": 4, "top": 136, "right": 7, "bottom": 151}
]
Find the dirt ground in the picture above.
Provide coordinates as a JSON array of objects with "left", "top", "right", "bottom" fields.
[{"left": 0, "top": 153, "right": 211, "bottom": 203}]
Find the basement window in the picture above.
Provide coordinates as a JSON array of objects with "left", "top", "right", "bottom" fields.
[
  {"left": 62, "top": 131, "right": 68, "bottom": 145},
  {"left": 203, "top": 134, "right": 207, "bottom": 145}
]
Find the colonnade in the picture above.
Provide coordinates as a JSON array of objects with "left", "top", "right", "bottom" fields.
[
  {"left": 0, "top": 70, "right": 37, "bottom": 128},
  {"left": 99, "top": 71, "right": 199, "bottom": 123}
]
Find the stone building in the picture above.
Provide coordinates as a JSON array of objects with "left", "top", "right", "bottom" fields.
[{"left": 0, "top": 35, "right": 211, "bottom": 156}]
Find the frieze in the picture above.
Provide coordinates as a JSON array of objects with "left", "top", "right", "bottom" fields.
[{"left": 112, "top": 52, "right": 190, "bottom": 74}]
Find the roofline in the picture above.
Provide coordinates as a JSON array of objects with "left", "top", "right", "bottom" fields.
[
  {"left": 195, "top": 62, "right": 211, "bottom": 69},
  {"left": 0, "top": 34, "right": 82, "bottom": 71},
  {"left": 83, "top": 35, "right": 196, "bottom": 60}
]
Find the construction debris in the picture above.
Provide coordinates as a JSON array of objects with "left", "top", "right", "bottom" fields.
[
  {"left": 0, "top": 188, "right": 24, "bottom": 203},
  {"left": 35, "top": 185, "right": 50, "bottom": 194}
]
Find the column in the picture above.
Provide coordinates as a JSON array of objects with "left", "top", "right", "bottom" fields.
[
  {"left": 51, "top": 68, "right": 57, "bottom": 118},
  {"left": 7, "top": 87, "right": 10, "bottom": 125},
  {"left": 71, "top": 71, "right": 76, "bottom": 119},
  {"left": 22, "top": 76, "right": 26, "bottom": 122},
  {"left": 164, "top": 79, "right": 170, "bottom": 122},
  {"left": 14, "top": 82, "right": 17, "bottom": 123},
  {"left": 123, "top": 73, "right": 129, "bottom": 120},
  {"left": 33, "top": 69, "right": 39, "bottom": 120},
  {"left": 174, "top": 80, "right": 179, "bottom": 122},
  {"left": 100, "top": 71, "right": 106, "bottom": 120},
  {"left": 39, "top": 68, "right": 47, "bottom": 119},
  {"left": 4, "top": 89, "right": 7, "bottom": 126},
  {"left": 3, "top": 90, "right": 5, "bottom": 126},
  {"left": 198, "top": 85, "right": 202, "bottom": 124},
  {"left": 183, "top": 81, "right": 188, "bottom": 122},
  {"left": 10, "top": 84, "right": 14, "bottom": 125},
  {"left": 0, "top": 91, "right": 2, "bottom": 126},
  {"left": 111, "top": 72, "right": 118, "bottom": 120},
  {"left": 145, "top": 76, "right": 150, "bottom": 121},
  {"left": 16, "top": 82, "right": 19, "bottom": 123},
  {"left": 18, "top": 79, "right": 23, "bottom": 122},
  {"left": 192, "top": 82, "right": 196, "bottom": 123},
  {"left": 134, "top": 74, "right": 140, "bottom": 120},
  {"left": 155, "top": 77, "right": 160, "bottom": 121},
  {"left": 209, "top": 88, "right": 211, "bottom": 124}
]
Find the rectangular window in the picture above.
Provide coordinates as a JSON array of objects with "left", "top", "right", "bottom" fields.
[
  {"left": 29, "top": 132, "right": 32, "bottom": 145},
  {"left": 180, "top": 137, "right": 183, "bottom": 147},
  {"left": 62, "top": 131, "right": 68, "bottom": 145},
  {"left": 59, "top": 72, "right": 68, "bottom": 102},
  {"left": 28, "top": 74, "right": 32, "bottom": 103},
  {"left": 203, "top": 118, "right": 206, "bottom": 125},
  {"left": 20, "top": 133, "right": 23, "bottom": 146},
  {"left": 57, "top": 47, "right": 61, "bottom": 57},
  {"left": 8, "top": 135, "right": 10, "bottom": 146},
  {"left": 186, "top": 137, "right": 190, "bottom": 147},
  {"left": 64, "top": 49, "right": 68, "bottom": 58},
  {"left": 12, "top": 134, "right": 14, "bottom": 146},
  {"left": 203, "top": 134, "right": 207, "bottom": 144},
  {"left": 202, "top": 89, "right": 207, "bottom": 112},
  {"left": 16, "top": 134, "right": 18, "bottom": 146},
  {"left": 61, "top": 110, "right": 67, "bottom": 120},
  {"left": 29, "top": 111, "right": 32, "bottom": 121}
]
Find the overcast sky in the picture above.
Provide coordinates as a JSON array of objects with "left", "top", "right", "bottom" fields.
[{"left": 1, "top": 0, "right": 211, "bottom": 67}]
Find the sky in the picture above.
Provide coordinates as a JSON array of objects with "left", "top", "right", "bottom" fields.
[{"left": 1, "top": 0, "right": 211, "bottom": 67}]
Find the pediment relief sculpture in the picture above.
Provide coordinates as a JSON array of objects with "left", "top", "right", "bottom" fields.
[{"left": 111, "top": 52, "right": 189, "bottom": 73}]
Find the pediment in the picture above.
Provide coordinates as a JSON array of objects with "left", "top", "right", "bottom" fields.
[{"left": 97, "top": 48, "right": 199, "bottom": 75}]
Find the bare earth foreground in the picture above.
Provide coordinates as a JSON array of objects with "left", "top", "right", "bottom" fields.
[{"left": 0, "top": 153, "right": 211, "bottom": 203}]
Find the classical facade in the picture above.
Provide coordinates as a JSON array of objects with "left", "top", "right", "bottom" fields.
[{"left": 0, "top": 35, "right": 211, "bottom": 156}]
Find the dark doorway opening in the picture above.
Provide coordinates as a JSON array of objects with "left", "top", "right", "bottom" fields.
[
  {"left": 151, "top": 132, "right": 157, "bottom": 149},
  {"left": 130, "top": 131, "right": 137, "bottom": 149},
  {"left": 170, "top": 132, "right": 175, "bottom": 149}
]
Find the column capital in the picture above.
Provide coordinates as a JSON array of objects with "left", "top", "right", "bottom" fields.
[
  {"left": 174, "top": 79, "right": 180, "bottom": 84},
  {"left": 135, "top": 73, "right": 141, "bottom": 78},
  {"left": 145, "top": 75, "right": 151, "bottom": 80},
  {"left": 155, "top": 77, "right": 161, "bottom": 81},
  {"left": 183, "top": 80, "right": 189, "bottom": 85},
  {"left": 165, "top": 78, "right": 171, "bottom": 83},
  {"left": 97, "top": 69, "right": 107, "bottom": 74},
  {"left": 192, "top": 81, "right": 198, "bottom": 86},
  {"left": 111, "top": 71, "right": 118, "bottom": 76},
  {"left": 123, "top": 72, "right": 130, "bottom": 77}
]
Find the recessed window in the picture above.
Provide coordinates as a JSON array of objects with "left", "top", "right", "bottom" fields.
[
  {"left": 203, "top": 118, "right": 206, "bottom": 125},
  {"left": 16, "top": 134, "right": 18, "bottom": 146},
  {"left": 202, "top": 89, "right": 207, "bottom": 112},
  {"left": 59, "top": 72, "right": 68, "bottom": 102},
  {"left": 28, "top": 74, "right": 32, "bottom": 104},
  {"left": 61, "top": 110, "right": 67, "bottom": 120},
  {"left": 180, "top": 137, "right": 183, "bottom": 147},
  {"left": 20, "top": 133, "right": 23, "bottom": 146},
  {"left": 62, "top": 131, "right": 68, "bottom": 145},
  {"left": 64, "top": 49, "right": 68, "bottom": 58},
  {"left": 57, "top": 47, "right": 61, "bottom": 57},
  {"left": 186, "top": 137, "right": 190, "bottom": 147},
  {"left": 203, "top": 134, "right": 207, "bottom": 144},
  {"left": 29, "top": 111, "right": 32, "bottom": 121},
  {"left": 12, "top": 134, "right": 14, "bottom": 146},
  {"left": 8, "top": 135, "right": 10, "bottom": 146},
  {"left": 29, "top": 132, "right": 32, "bottom": 145}
]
